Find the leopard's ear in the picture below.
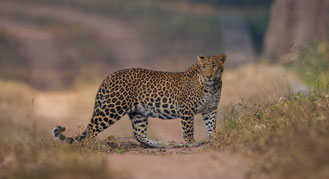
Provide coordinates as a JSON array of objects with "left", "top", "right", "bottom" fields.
[
  {"left": 217, "top": 54, "right": 226, "bottom": 63},
  {"left": 197, "top": 55, "right": 205, "bottom": 64}
]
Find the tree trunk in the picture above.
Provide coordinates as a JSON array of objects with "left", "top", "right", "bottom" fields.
[{"left": 264, "top": 0, "right": 329, "bottom": 61}]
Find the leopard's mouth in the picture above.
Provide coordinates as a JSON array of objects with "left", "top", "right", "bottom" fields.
[{"left": 206, "top": 80, "right": 215, "bottom": 86}]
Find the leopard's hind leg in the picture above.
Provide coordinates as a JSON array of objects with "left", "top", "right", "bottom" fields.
[
  {"left": 128, "top": 113, "right": 166, "bottom": 148},
  {"left": 53, "top": 76, "right": 133, "bottom": 146},
  {"left": 86, "top": 87, "right": 131, "bottom": 146}
]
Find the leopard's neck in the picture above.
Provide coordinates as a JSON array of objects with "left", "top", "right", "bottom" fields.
[
  {"left": 185, "top": 64, "right": 201, "bottom": 75},
  {"left": 184, "top": 64, "right": 222, "bottom": 96}
]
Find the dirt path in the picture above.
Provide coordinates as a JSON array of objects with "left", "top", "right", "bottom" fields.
[
  {"left": 104, "top": 138, "right": 251, "bottom": 179},
  {"left": 108, "top": 152, "right": 250, "bottom": 179}
]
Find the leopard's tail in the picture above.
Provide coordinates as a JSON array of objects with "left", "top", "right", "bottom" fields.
[{"left": 52, "top": 126, "right": 88, "bottom": 144}]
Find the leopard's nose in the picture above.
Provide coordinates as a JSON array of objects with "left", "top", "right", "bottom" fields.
[{"left": 206, "top": 75, "right": 212, "bottom": 79}]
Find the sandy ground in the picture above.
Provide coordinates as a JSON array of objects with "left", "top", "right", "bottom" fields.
[
  {"left": 103, "top": 137, "right": 250, "bottom": 179},
  {"left": 107, "top": 151, "right": 250, "bottom": 179}
]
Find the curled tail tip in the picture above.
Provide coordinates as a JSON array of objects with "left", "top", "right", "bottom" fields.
[
  {"left": 52, "top": 126, "right": 86, "bottom": 144},
  {"left": 53, "top": 126, "right": 65, "bottom": 137}
]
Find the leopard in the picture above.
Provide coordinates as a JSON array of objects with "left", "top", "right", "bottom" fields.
[{"left": 53, "top": 54, "right": 226, "bottom": 148}]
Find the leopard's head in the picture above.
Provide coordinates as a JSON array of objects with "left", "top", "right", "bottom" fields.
[{"left": 197, "top": 54, "right": 226, "bottom": 86}]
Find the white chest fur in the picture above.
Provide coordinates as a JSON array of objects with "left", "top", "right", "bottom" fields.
[{"left": 195, "top": 90, "right": 221, "bottom": 114}]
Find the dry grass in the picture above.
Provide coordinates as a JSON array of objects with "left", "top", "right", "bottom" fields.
[
  {"left": 1, "top": 137, "right": 114, "bottom": 179},
  {"left": 212, "top": 46, "right": 329, "bottom": 178},
  {"left": 215, "top": 92, "right": 329, "bottom": 179},
  {"left": 214, "top": 78, "right": 329, "bottom": 178},
  {"left": 221, "top": 64, "right": 295, "bottom": 106},
  {"left": 0, "top": 81, "right": 125, "bottom": 179},
  {"left": 0, "top": 80, "right": 34, "bottom": 125}
]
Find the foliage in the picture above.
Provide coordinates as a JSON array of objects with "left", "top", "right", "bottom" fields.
[
  {"left": 294, "top": 41, "right": 329, "bottom": 92},
  {"left": 247, "top": 10, "right": 270, "bottom": 53}
]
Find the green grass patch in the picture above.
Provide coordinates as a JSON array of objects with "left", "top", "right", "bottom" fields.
[{"left": 293, "top": 41, "right": 329, "bottom": 92}]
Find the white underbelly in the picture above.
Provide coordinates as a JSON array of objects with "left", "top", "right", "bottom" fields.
[{"left": 134, "top": 104, "right": 178, "bottom": 119}]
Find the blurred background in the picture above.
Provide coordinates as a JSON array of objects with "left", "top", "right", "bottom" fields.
[{"left": 0, "top": 0, "right": 328, "bottom": 143}]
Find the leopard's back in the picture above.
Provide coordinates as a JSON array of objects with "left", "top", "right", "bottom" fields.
[{"left": 97, "top": 68, "right": 200, "bottom": 120}]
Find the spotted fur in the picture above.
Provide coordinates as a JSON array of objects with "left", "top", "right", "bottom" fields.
[{"left": 53, "top": 54, "right": 226, "bottom": 148}]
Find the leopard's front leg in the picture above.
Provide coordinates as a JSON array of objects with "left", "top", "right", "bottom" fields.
[
  {"left": 202, "top": 109, "right": 217, "bottom": 139},
  {"left": 180, "top": 108, "right": 204, "bottom": 147},
  {"left": 180, "top": 116, "right": 205, "bottom": 147},
  {"left": 129, "top": 113, "right": 166, "bottom": 148},
  {"left": 180, "top": 115, "right": 195, "bottom": 144}
]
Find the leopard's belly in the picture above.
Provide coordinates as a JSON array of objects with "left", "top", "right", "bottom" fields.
[{"left": 128, "top": 102, "right": 179, "bottom": 120}]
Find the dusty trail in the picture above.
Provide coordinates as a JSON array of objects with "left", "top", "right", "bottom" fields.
[
  {"left": 105, "top": 138, "right": 251, "bottom": 179},
  {"left": 108, "top": 152, "right": 250, "bottom": 179}
]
